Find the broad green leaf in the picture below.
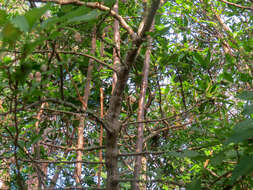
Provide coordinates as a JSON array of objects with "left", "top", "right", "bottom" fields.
[
  {"left": 0, "top": 9, "right": 8, "bottom": 26},
  {"left": 211, "top": 152, "right": 226, "bottom": 166},
  {"left": 193, "top": 52, "right": 206, "bottom": 68},
  {"left": 1, "top": 22, "right": 21, "bottom": 45},
  {"left": 225, "top": 119, "right": 253, "bottom": 144},
  {"left": 182, "top": 150, "right": 200, "bottom": 158},
  {"left": 237, "top": 91, "right": 253, "bottom": 100},
  {"left": 11, "top": 15, "right": 29, "bottom": 32},
  {"left": 67, "top": 9, "right": 101, "bottom": 23},
  {"left": 231, "top": 155, "right": 253, "bottom": 182},
  {"left": 186, "top": 179, "right": 201, "bottom": 190},
  {"left": 41, "top": 16, "right": 62, "bottom": 29},
  {"left": 167, "top": 150, "right": 200, "bottom": 158},
  {"left": 24, "top": 4, "right": 50, "bottom": 30},
  {"left": 30, "top": 134, "right": 42, "bottom": 145},
  {"left": 222, "top": 72, "right": 233, "bottom": 83},
  {"left": 238, "top": 72, "right": 252, "bottom": 82},
  {"left": 242, "top": 105, "right": 253, "bottom": 115},
  {"left": 62, "top": 6, "right": 90, "bottom": 19},
  {"left": 13, "top": 62, "right": 33, "bottom": 83},
  {"left": 162, "top": 184, "right": 169, "bottom": 190},
  {"left": 20, "top": 37, "right": 46, "bottom": 61},
  {"left": 41, "top": 7, "right": 100, "bottom": 30}
]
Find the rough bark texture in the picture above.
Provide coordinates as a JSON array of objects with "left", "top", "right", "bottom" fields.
[
  {"left": 75, "top": 27, "right": 96, "bottom": 186},
  {"left": 104, "top": 0, "right": 160, "bottom": 188},
  {"left": 132, "top": 35, "right": 152, "bottom": 190}
]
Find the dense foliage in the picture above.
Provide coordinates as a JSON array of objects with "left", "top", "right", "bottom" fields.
[{"left": 0, "top": 0, "right": 252, "bottom": 189}]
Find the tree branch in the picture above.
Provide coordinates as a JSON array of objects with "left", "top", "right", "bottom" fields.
[
  {"left": 217, "top": 0, "right": 253, "bottom": 10},
  {"left": 32, "top": 0, "right": 137, "bottom": 39},
  {"left": 40, "top": 142, "right": 105, "bottom": 151},
  {"left": 116, "top": 178, "right": 185, "bottom": 186},
  {"left": 7, "top": 50, "right": 117, "bottom": 73},
  {"left": 21, "top": 159, "right": 105, "bottom": 164},
  {"left": 137, "top": 0, "right": 161, "bottom": 39}
]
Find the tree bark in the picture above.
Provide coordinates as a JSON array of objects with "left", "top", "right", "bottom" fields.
[
  {"left": 28, "top": 102, "right": 47, "bottom": 190},
  {"left": 75, "top": 26, "right": 96, "bottom": 186},
  {"left": 132, "top": 34, "right": 152, "bottom": 190},
  {"left": 112, "top": 0, "right": 120, "bottom": 94},
  {"left": 97, "top": 88, "right": 104, "bottom": 187},
  {"left": 104, "top": 1, "right": 160, "bottom": 188}
]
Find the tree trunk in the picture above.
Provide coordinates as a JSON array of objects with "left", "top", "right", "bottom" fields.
[
  {"left": 112, "top": 0, "right": 120, "bottom": 93},
  {"left": 104, "top": 0, "right": 160, "bottom": 186},
  {"left": 97, "top": 88, "right": 104, "bottom": 187},
  {"left": 132, "top": 35, "right": 152, "bottom": 190},
  {"left": 28, "top": 102, "right": 47, "bottom": 190},
  {"left": 75, "top": 26, "right": 96, "bottom": 186}
]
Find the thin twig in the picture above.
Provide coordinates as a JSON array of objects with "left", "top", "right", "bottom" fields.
[
  {"left": 21, "top": 159, "right": 105, "bottom": 164},
  {"left": 217, "top": 0, "right": 253, "bottom": 10}
]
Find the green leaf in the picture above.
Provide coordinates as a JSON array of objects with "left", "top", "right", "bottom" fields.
[
  {"left": 24, "top": 4, "right": 50, "bottom": 30},
  {"left": 162, "top": 184, "right": 169, "bottom": 190},
  {"left": 222, "top": 72, "right": 233, "bottom": 83},
  {"left": 242, "top": 105, "right": 253, "bottom": 115},
  {"left": 21, "top": 37, "right": 46, "bottom": 61},
  {"left": 182, "top": 150, "right": 200, "bottom": 158},
  {"left": 41, "top": 7, "right": 100, "bottom": 30},
  {"left": 231, "top": 155, "right": 253, "bottom": 182},
  {"left": 225, "top": 119, "right": 253, "bottom": 144},
  {"left": 239, "top": 72, "right": 252, "bottom": 82},
  {"left": 1, "top": 22, "right": 22, "bottom": 46},
  {"left": 11, "top": 15, "right": 29, "bottom": 32},
  {"left": 237, "top": 91, "right": 253, "bottom": 100},
  {"left": 193, "top": 52, "right": 206, "bottom": 68},
  {"left": 41, "top": 16, "right": 62, "bottom": 29},
  {"left": 167, "top": 150, "right": 200, "bottom": 158},
  {"left": 30, "top": 134, "right": 42, "bottom": 145},
  {"left": 211, "top": 152, "right": 226, "bottom": 166},
  {"left": 62, "top": 6, "right": 90, "bottom": 19},
  {"left": 0, "top": 9, "right": 8, "bottom": 26},
  {"left": 186, "top": 179, "right": 201, "bottom": 190},
  {"left": 67, "top": 9, "right": 101, "bottom": 23},
  {"left": 13, "top": 62, "right": 33, "bottom": 83}
]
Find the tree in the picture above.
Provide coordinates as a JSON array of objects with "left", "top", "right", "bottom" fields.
[{"left": 0, "top": 0, "right": 252, "bottom": 189}]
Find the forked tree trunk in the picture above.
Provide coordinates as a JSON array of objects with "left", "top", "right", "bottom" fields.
[
  {"left": 104, "top": 0, "right": 160, "bottom": 188},
  {"left": 132, "top": 35, "right": 152, "bottom": 190}
]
